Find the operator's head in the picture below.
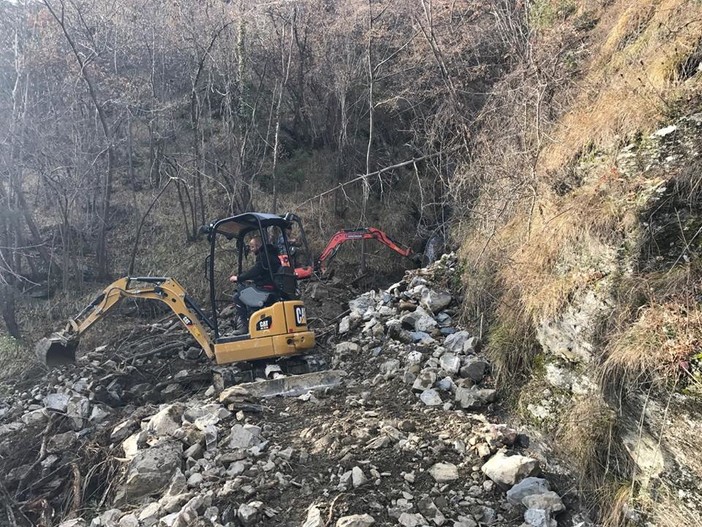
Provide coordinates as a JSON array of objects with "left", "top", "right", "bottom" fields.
[{"left": 248, "top": 236, "right": 263, "bottom": 254}]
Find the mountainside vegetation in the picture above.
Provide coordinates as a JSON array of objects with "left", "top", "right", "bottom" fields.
[{"left": 2, "top": 0, "right": 702, "bottom": 524}]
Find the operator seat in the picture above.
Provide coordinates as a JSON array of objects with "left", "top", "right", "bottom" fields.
[
  {"left": 237, "top": 267, "right": 297, "bottom": 310},
  {"left": 274, "top": 266, "right": 297, "bottom": 300},
  {"left": 238, "top": 287, "right": 275, "bottom": 309}
]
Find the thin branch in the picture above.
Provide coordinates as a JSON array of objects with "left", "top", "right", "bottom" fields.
[{"left": 293, "top": 151, "right": 449, "bottom": 212}]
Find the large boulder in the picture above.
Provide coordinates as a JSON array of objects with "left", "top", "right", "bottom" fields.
[
  {"left": 428, "top": 462, "right": 459, "bottom": 482},
  {"left": 419, "top": 389, "right": 443, "bottom": 406},
  {"left": 66, "top": 395, "right": 90, "bottom": 430},
  {"left": 144, "top": 404, "right": 184, "bottom": 437},
  {"left": 237, "top": 501, "right": 263, "bottom": 526},
  {"left": 303, "top": 506, "right": 324, "bottom": 527},
  {"left": 522, "top": 491, "right": 564, "bottom": 513},
  {"left": 460, "top": 358, "right": 489, "bottom": 383},
  {"left": 227, "top": 424, "right": 262, "bottom": 449},
  {"left": 44, "top": 393, "right": 70, "bottom": 412},
  {"left": 114, "top": 441, "right": 183, "bottom": 505},
  {"left": 349, "top": 294, "right": 376, "bottom": 319},
  {"left": 420, "top": 288, "right": 452, "bottom": 313},
  {"left": 414, "top": 309, "right": 438, "bottom": 333},
  {"left": 444, "top": 331, "right": 471, "bottom": 353},
  {"left": 412, "top": 371, "right": 437, "bottom": 392},
  {"left": 439, "top": 353, "right": 461, "bottom": 375},
  {"left": 506, "top": 477, "right": 551, "bottom": 505}
]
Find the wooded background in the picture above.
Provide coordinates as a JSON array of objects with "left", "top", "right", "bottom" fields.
[{"left": 0, "top": 0, "right": 519, "bottom": 337}]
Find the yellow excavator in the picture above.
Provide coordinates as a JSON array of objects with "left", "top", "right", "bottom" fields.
[{"left": 37, "top": 213, "right": 316, "bottom": 376}]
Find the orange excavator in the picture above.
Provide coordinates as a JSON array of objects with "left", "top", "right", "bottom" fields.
[{"left": 281, "top": 213, "right": 417, "bottom": 280}]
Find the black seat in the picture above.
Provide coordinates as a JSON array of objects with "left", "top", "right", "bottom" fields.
[{"left": 274, "top": 266, "right": 297, "bottom": 299}]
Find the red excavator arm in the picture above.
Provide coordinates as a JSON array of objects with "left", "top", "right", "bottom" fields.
[
  {"left": 313, "top": 227, "right": 413, "bottom": 275},
  {"left": 280, "top": 214, "right": 415, "bottom": 279}
]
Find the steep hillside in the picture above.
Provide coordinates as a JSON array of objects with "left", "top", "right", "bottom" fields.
[{"left": 453, "top": 1, "right": 702, "bottom": 525}]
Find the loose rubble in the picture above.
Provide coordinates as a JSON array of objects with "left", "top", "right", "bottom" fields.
[{"left": 0, "top": 254, "right": 589, "bottom": 526}]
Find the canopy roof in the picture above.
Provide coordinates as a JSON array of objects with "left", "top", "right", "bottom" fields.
[{"left": 210, "top": 212, "right": 290, "bottom": 240}]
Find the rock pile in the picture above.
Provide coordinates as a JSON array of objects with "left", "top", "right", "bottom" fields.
[{"left": 0, "top": 254, "right": 590, "bottom": 526}]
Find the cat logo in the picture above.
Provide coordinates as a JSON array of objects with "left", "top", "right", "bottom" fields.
[
  {"left": 294, "top": 306, "right": 306, "bottom": 326},
  {"left": 256, "top": 316, "right": 273, "bottom": 332}
]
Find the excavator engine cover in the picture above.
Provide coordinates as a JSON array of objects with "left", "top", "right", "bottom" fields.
[{"left": 36, "top": 332, "right": 79, "bottom": 368}]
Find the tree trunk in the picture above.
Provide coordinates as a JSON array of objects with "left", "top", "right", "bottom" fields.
[
  {"left": 361, "top": 0, "right": 374, "bottom": 274},
  {"left": 271, "top": 9, "right": 295, "bottom": 213},
  {"left": 0, "top": 285, "right": 20, "bottom": 339},
  {"left": 43, "top": 0, "right": 114, "bottom": 279}
]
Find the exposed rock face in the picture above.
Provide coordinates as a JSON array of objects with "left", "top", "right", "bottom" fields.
[
  {"left": 520, "top": 115, "right": 702, "bottom": 523},
  {"left": 536, "top": 289, "right": 613, "bottom": 364}
]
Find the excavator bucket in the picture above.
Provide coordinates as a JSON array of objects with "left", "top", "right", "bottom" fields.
[{"left": 35, "top": 332, "right": 79, "bottom": 368}]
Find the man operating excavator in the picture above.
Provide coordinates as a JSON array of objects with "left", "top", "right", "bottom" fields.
[{"left": 229, "top": 235, "right": 281, "bottom": 334}]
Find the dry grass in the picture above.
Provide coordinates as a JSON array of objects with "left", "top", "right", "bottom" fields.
[
  {"left": 602, "top": 483, "right": 635, "bottom": 527},
  {"left": 557, "top": 397, "right": 620, "bottom": 486},
  {"left": 0, "top": 336, "right": 38, "bottom": 383},
  {"left": 541, "top": 0, "right": 702, "bottom": 172},
  {"left": 603, "top": 301, "right": 702, "bottom": 387},
  {"left": 554, "top": 397, "right": 642, "bottom": 524},
  {"left": 452, "top": 0, "right": 702, "bottom": 523},
  {"left": 647, "top": 484, "right": 702, "bottom": 527},
  {"left": 459, "top": 171, "right": 625, "bottom": 334}
]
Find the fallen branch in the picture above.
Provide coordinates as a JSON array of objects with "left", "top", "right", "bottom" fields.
[
  {"left": 152, "top": 372, "right": 212, "bottom": 391},
  {"left": 0, "top": 481, "right": 18, "bottom": 527},
  {"left": 128, "top": 341, "right": 186, "bottom": 364},
  {"left": 15, "top": 414, "right": 59, "bottom": 498},
  {"left": 324, "top": 493, "right": 344, "bottom": 527},
  {"left": 292, "top": 152, "right": 448, "bottom": 212},
  {"left": 68, "top": 464, "right": 81, "bottom": 518}
]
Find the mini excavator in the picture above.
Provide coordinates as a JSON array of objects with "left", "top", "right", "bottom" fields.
[
  {"left": 281, "top": 213, "right": 417, "bottom": 280},
  {"left": 37, "top": 213, "right": 317, "bottom": 380}
]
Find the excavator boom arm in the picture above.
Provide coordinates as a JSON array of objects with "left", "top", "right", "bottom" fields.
[
  {"left": 64, "top": 277, "right": 216, "bottom": 359},
  {"left": 315, "top": 227, "right": 413, "bottom": 273}
]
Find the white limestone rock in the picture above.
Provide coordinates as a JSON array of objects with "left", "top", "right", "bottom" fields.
[
  {"left": 419, "top": 389, "right": 443, "bottom": 406},
  {"left": 428, "top": 462, "right": 459, "bottom": 482},
  {"left": 481, "top": 451, "right": 539, "bottom": 487},
  {"left": 336, "top": 515, "right": 375, "bottom": 527},
  {"left": 303, "top": 505, "right": 324, "bottom": 527}
]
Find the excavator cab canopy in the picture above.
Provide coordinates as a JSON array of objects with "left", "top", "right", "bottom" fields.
[
  {"left": 205, "top": 213, "right": 299, "bottom": 340},
  {"left": 207, "top": 212, "right": 291, "bottom": 242}
]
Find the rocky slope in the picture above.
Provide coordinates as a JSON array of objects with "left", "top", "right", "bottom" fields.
[{"left": 0, "top": 256, "right": 592, "bottom": 527}]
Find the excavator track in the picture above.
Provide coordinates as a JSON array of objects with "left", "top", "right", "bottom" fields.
[{"left": 211, "top": 354, "right": 328, "bottom": 393}]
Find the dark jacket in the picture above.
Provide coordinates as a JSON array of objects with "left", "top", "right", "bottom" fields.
[{"left": 238, "top": 244, "right": 281, "bottom": 287}]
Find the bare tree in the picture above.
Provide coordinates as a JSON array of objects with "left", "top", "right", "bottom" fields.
[{"left": 42, "top": 0, "right": 115, "bottom": 278}]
